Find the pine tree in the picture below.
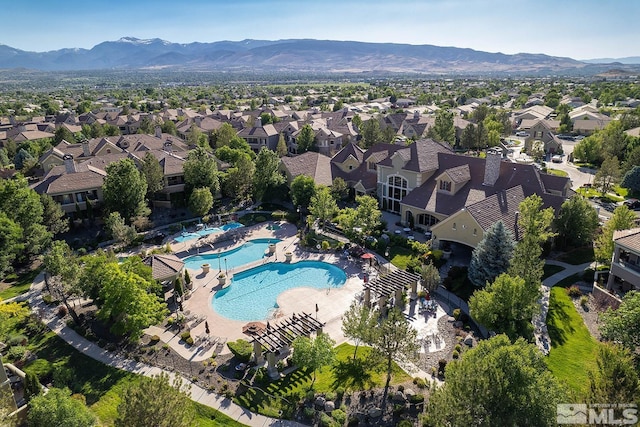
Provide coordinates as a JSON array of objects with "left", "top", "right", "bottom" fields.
[
  {"left": 24, "top": 372, "right": 42, "bottom": 401},
  {"left": 468, "top": 221, "right": 515, "bottom": 287}
]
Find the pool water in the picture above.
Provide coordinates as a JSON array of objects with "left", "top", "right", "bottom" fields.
[
  {"left": 174, "top": 222, "right": 244, "bottom": 243},
  {"left": 184, "top": 238, "right": 281, "bottom": 271},
  {"left": 212, "top": 261, "right": 347, "bottom": 321}
]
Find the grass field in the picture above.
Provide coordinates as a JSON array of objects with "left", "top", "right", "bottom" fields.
[
  {"left": 545, "top": 168, "right": 569, "bottom": 177},
  {"left": 542, "top": 264, "right": 565, "bottom": 280},
  {"left": 234, "top": 343, "right": 412, "bottom": 418},
  {"left": 0, "top": 268, "right": 41, "bottom": 300},
  {"left": 4, "top": 309, "right": 246, "bottom": 426},
  {"left": 545, "top": 286, "right": 599, "bottom": 398},
  {"left": 557, "top": 246, "right": 595, "bottom": 265}
]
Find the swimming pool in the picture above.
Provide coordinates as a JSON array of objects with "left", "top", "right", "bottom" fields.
[
  {"left": 212, "top": 260, "right": 347, "bottom": 321},
  {"left": 174, "top": 222, "right": 244, "bottom": 243},
  {"left": 183, "top": 238, "right": 281, "bottom": 271}
]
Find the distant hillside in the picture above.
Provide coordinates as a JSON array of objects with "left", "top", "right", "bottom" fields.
[
  {"left": 582, "top": 56, "right": 640, "bottom": 64},
  {"left": 0, "top": 37, "right": 633, "bottom": 75}
]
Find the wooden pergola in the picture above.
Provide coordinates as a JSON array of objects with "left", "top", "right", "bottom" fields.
[
  {"left": 251, "top": 312, "right": 325, "bottom": 378},
  {"left": 363, "top": 270, "right": 421, "bottom": 311}
]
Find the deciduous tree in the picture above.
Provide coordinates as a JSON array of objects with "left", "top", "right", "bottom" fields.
[
  {"left": 426, "top": 335, "right": 564, "bottom": 427},
  {"left": 291, "top": 333, "right": 336, "bottom": 383},
  {"left": 188, "top": 187, "right": 213, "bottom": 217},
  {"left": 621, "top": 165, "right": 640, "bottom": 195},
  {"left": 140, "top": 152, "right": 164, "bottom": 199},
  {"left": 468, "top": 220, "right": 515, "bottom": 287},
  {"left": 555, "top": 196, "right": 599, "bottom": 249},
  {"left": 341, "top": 302, "right": 377, "bottom": 360},
  {"left": 469, "top": 274, "right": 538, "bottom": 339},
  {"left": 368, "top": 308, "right": 418, "bottom": 410},
  {"left": 587, "top": 343, "right": 639, "bottom": 407},
  {"left": 309, "top": 186, "right": 338, "bottom": 228},
  {"left": 428, "top": 109, "right": 455, "bottom": 144},
  {"left": 40, "top": 193, "right": 69, "bottom": 235},
  {"left": 27, "top": 387, "right": 96, "bottom": 427},
  {"left": 296, "top": 124, "right": 315, "bottom": 153},
  {"left": 290, "top": 175, "right": 316, "bottom": 210},
  {"left": 600, "top": 291, "right": 640, "bottom": 351},
  {"left": 0, "top": 213, "right": 23, "bottom": 277},
  {"left": 115, "top": 373, "right": 195, "bottom": 427},
  {"left": 594, "top": 205, "right": 636, "bottom": 264},
  {"left": 253, "top": 148, "right": 285, "bottom": 201},
  {"left": 420, "top": 261, "right": 441, "bottom": 293},
  {"left": 102, "top": 158, "right": 149, "bottom": 223},
  {"left": 183, "top": 146, "right": 219, "bottom": 196},
  {"left": 594, "top": 156, "right": 621, "bottom": 195}
]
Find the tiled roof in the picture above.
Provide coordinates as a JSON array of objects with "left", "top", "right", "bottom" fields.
[
  {"left": 444, "top": 164, "right": 471, "bottom": 183},
  {"left": 331, "top": 142, "right": 364, "bottom": 164},
  {"left": 466, "top": 186, "right": 527, "bottom": 238},
  {"left": 613, "top": 228, "right": 640, "bottom": 252},
  {"left": 281, "top": 152, "right": 333, "bottom": 186},
  {"left": 143, "top": 254, "right": 184, "bottom": 281}
]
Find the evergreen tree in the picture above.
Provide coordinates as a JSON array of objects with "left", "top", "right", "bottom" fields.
[
  {"left": 24, "top": 372, "right": 42, "bottom": 402},
  {"left": 468, "top": 220, "right": 515, "bottom": 287}
]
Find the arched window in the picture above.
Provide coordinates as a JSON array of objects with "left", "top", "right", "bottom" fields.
[{"left": 385, "top": 175, "right": 408, "bottom": 213}]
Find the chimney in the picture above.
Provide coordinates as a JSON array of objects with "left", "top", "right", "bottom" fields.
[
  {"left": 195, "top": 116, "right": 202, "bottom": 127},
  {"left": 155, "top": 125, "right": 162, "bottom": 139},
  {"left": 414, "top": 110, "right": 420, "bottom": 119},
  {"left": 9, "top": 115, "right": 16, "bottom": 126},
  {"left": 63, "top": 154, "right": 76, "bottom": 174},
  {"left": 163, "top": 140, "right": 173, "bottom": 152},
  {"left": 81, "top": 139, "right": 90, "bottom": 157},
  {"left": 255, "top": 117, "right": 262, "bottom": 128},
  {"left": 514, "top": 211, "right": 520, "bottom": 241},
  {"left": 483, "top": 147, "right": 502, "bottom": 186}
]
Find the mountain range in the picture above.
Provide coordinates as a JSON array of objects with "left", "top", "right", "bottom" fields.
[{"left": 0, "top": 37, "right": 637, "bottom": 75}]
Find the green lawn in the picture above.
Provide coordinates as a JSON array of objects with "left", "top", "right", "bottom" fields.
[
  {"left": 234, "top": 343, "right": 412, "bottom": 418},
  {"left": 389, "top": 246, "right": 414, "bottom": 270},
  {"left": 6, "top": 311, "right": 245, "bottom": 426},
  {"left": 613, "top": 185, "right": 628, "bottom": 198},
  {"left": 545, "top": 286, "right": 600, "bottom": 398},
  {"left": 575, "top": 187, "right": 600, "bottom": 199},
  {"left": 546, "top": 168, "right": 568, "bottom": 177},
  {"left": 0, "top": 268, "right": 41, "bottom": 300}
]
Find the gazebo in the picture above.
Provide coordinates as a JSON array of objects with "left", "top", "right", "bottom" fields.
[
  {"left": 142, "top": 253, "right": 185, "bottom": 283},
  {"left": 363, "top": 270, "right": 421, "bottom": 314},
  {"left": 251, "top": 312, "right": 325, "bottom": 379}
]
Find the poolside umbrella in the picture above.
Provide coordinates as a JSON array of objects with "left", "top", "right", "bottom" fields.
[
  {"left": 242, "top": 321, "right": 266, "bottom": 336},
  {"left": 361, "top": 252, "right": 375, "bottom": 266},
  {"left": 205, "top": 321, "right": 210, "bottom": 334}
]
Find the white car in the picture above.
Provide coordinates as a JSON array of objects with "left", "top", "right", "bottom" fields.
[{"left": 515, "top": 131, "right": 530, "bottom": 137}]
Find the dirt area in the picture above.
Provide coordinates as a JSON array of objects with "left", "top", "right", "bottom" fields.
[{"left": 570, "top": 291, "right": 603, "bottom": 341}]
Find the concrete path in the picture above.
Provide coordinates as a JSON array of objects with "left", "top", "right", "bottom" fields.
[{"left": 28, "top": 272, "right": 304, "bottom": 427}]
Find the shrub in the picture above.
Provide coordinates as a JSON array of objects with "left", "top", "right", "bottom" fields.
[
  {"left": 567, "top": 285, "right": 582, "bottom": 297},
  {"left": 452, "top": 350, "right": 460, "bottom": 359},
  {"left": 7, "top": 345, "right": 27, "bottom": 361},
  {"left": 325, "top": 391, "right": 336, "bottom": 401},
  {"left": 453, "top": 308, "right": 461, "bottom": 320},
  {"left": 321, "top": 240, "right": 330, "bottom": 250},
  {"left": 303, "top": 407, "right": 315, "bottom": 419},
  {"left": 398, "top": 420, "right": 414, "bottom": 427},
  {"left": 454, "top": 344, "right": 462, "bottom": 353},
  {"left": 57, "top": 305, "right": 68, "bottom": 317},
  {"left": 397, "top": 384, "right": 405, "bottom": 392},
  {"left": 319, "top": 412, "right": 336, "bottom": 427},
  {"left": 150, "top": 335, "right": 160, "bottom": 344},
  {"left": 227, "top": 339, "right": 252, "bottom": 363},
  {"left": 414, "top": 377, "right": 427, "bottom": 389},
  {"left": 438, "top": 359, "right": 447, "bottom": 377},
  {"left": 185, "top": 337, "right": 194, "bottom": 346},
  {"left": 332, "top": 409, "right": 347, "bottom": 425},
  {"left": 180, "top": 331, "right": 191, "bottom": 341},
  {"left": 24, "top": 359, "right": 52, "bottom": 380},
  {"left": 580, "top": 295, "right": 589, "bottom": 307},
  {"left": 42, "top": 294, "right": 54, "bottom": 304},
  {"left": 7, "top": 334, "right": 28, "bottom": 347},
  {"left": 335, "top": 386, "right": 345, "bottom": 400}
]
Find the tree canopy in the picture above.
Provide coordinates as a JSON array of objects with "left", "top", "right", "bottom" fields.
[
  {"left": 183, "top": 146, "right": 220, "bottom": 195},
  {"left": 426, "top": 335, "right": 564, "bottom": 427},
  {"left": 296, "top": 124, "right": 315, "bottom": 153},
  {"left": 594, "top": 205, "right": 636, "bottom": 264},
  {"left": 600, "top": 291, "right": 640, "bottom": 351},
  {"left": 290, "top": 175, "right": 316, "bottom": 210},
  {"left": 469, "top": 273, "right": 538, "bottom": 340},
  {"left": 102, "top": 158, "right": 149, "bottom": 222},
  {"left": 115, "top": 373, "right": 195, "bottom": 427},
  {"left": 253, "top": 148, "right": 285, "bottom": 201},
  {"left": 27, "top": 387, "right": 96, "bottom": 427},
  {"left": 309, "top": 186, "right": 338, "bottom": 228},
  {"left": 468, "top": 220, "right": 515, "bottom": 287},
  {"left": 341, "top": 302, "right": 377, "bottom": 360},
  {"left": 291, "top": 333, "right": 336, "bottom": 383},
  {"left": 140, "top": 152, "right": 164, "bottom": 198},
  {"left": 188, "top": 187, "right": 213, "bottom": 217}
]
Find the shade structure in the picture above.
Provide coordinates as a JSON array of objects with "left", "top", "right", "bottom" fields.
[
  {"left": 242, "top": 321, "right": 266, "bottom": 336},
  {"left": 360, "top": 252, "right": 376, "bottom": 259}
]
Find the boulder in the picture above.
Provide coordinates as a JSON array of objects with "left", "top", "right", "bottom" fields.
[
  {"left": 367, "top": 407, "right": 382, "bottom": 418},
  {"left": 404, "top": 388, "right": 415, "bottom": 397},
  {"left": 447, "top": 316, "right": 456, "bottom": 322},
  {"left": 324, "top": 401, "right": 335, "bottom": 412},
  {"left": 393, "top": 390, "right": 406, "bottom": 403},
  {"left": 314, "top": 396, "right": 326, "bottom": 409},
  {"left": 453, "top": 320, "right": 464, "bottom": 328},
  {"left": 464, "top": 333, "right": 474, "bottom": 346}
]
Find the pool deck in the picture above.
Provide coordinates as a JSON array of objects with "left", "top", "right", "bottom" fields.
[{"left": 147, "top": 221, "right": 368, "bottom": 362}]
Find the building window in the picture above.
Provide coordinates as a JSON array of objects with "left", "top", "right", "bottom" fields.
[
  {"left": 439, "top": 180, "right": 451, "bottom": 192},
  {"left": 75, "top": 192, "right": 85, "bottom": 203},
  {"left": 452, "top": 223, "right": 457, "bottom": 230},
  {"left": 385, "top": 175, "right": 408, "bottom": 214},
  {"left": 473, "top": 228, "right": 477, "bottom": 236}
]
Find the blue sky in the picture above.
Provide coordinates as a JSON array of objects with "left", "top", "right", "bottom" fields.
[{"left": 3, "top": 0, "right": 638, "bottom": 60}]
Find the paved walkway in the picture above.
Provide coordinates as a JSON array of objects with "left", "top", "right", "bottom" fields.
[{"left": 28, "top": 272, "right": 304, "bottom": 427}]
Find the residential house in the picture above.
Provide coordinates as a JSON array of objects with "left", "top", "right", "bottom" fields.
[
  {"left": 237, "top": 117, "right": 279, "bottom": 153},
  {"left": 523, "top": 119, "right": 563, "bottom": 154},
  {"left": 606, "top": 228, "right": 640, "bottom": 293}
]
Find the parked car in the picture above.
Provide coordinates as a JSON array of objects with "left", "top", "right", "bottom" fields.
[
  {"left": 551, "top": 155, "right": 563, "bottom": 163},
  {"left": 574, "top": 135, "right": 586, "bottom": 141},
  {"left": 515, "top": 131, "right": 530, "bottom": 137},
  {"left": 556, "top": 134, "right": 575, "bottom": 141}
]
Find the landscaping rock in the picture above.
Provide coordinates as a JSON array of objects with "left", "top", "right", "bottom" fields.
[
  {"left": 453, "top": 320, "right": 463, "bottom": 328},
  {"left": 393, "top": 390, "right": 406, "bottom": 403},
  {"left": 314, "top": 396, "right": 326, "bottom": 409},
  {"left": 447, "top": 316, "right": 456, "bottom": 322},
  {"left": 324, "top": 401, "right": 335, "bottom": 412},
  {"left": 367, "top": 407, "right": 382, "bottom": 418},
  {"left": 404, "top": 388, "right": 415, "bottom": 397},
  {"left": 464, "top": 333, "right": 474, "bottom": 346}
]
